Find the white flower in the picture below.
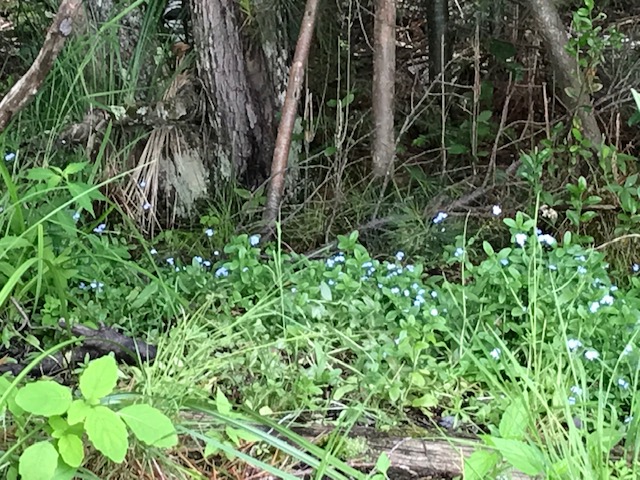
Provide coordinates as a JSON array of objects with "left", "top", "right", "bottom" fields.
[
  {"left": 490, "top": 348, "right": 501, "bottom": 360},
  {"left": 568, "top": 396, "right": 576, "bottom": 406},
  {"left": 515, "top": 233, "right": 528, "bottom": 247},
  {"left": 584, "top": 349, "right": 599, "bottom": 361},
  {"left": 249, "top": 234, "right": 260, "bottom": 246},
  {"left": 538, "top": 234, "right": 556, "bottom": 246},
  {"left": 600, "top": 294, "right": 614, "bottom": 306},
  {"left": 139, "top": 180, "right": 147, "bottom": 188},
  {"left": 589, "top": 302, "right": 600, "bottom": 313},
  {"left": 150, "top": 248, "right": 157, "bottom": 255},
  {"left": 396, "top": 251, "right": 405, "bottom": 261},
  {"left": 430, "top": 308, "right": 439, "bottom": 316},
  {"left": 492, "top": 205, "right": 502, "bottom": 216},
  {"left": 570, "top": 385, "right": 583, "bottom": 396},
  {"left": 205, "top": 228, "right": 214, "bottom": 237},
  {"left": 454, "top": 247, "right": 464, "bottom": 257},
  {"left": 567, "top": 339, "right": 582, "bottom": 352},
  {"left": 433, "top": 212, "right": 448, "bottom": 224}
]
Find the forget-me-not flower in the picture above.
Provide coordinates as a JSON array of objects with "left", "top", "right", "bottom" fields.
[
  {"left": 584, "top": 349, "right": 599, "bottom": 361},
  {"left": 492, "top": 205, "right": 502, "bottom": 216},
  {"left": 249, "top": 234, "right": 260, "bottom": 246},
  {"left": 93, "top": 223, "right": 106, "bottom": 234},
  {"left": 433, "top": 212, "right": 448, "bottom": 224},
  {"left": 567, "top": 339, "right": 582, "bottom": 351},
  {"left": 490, "top": 348, "right": 501, "bottom": 360},
  {"left": 215, "top": 266, "right": 229, "bottom": 277},
  {"left": 205, "top": 228, "right": 214, "bottom": 237},
  {"left": 515, "top": 233, "right": 527, "bottom": 247}
]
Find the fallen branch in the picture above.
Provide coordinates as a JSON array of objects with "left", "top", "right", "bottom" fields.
[
  {"left": 0, "top": 320, "right": 157, "bottom": 377},
  {"left": 0, "top": 0, "right": 83, "bottom": 132}
]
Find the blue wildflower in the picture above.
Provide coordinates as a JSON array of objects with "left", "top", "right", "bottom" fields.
[
  {"left": 515, "top": 233, "right": 527, "bottom": 247},
  {"left": 454, "top": 247, "right": 464, "bottom": 257},
  {"left": 390, "top": 286, "right": 400, "bottom": 295},
  {"left": 150, "top": 248, "right": 157, "bottom": 255},
  {"left": 166, "top": 257, "right": 174, "bottom": 266},
  {"left": 500, "top": 258, "right": 509, "bottom": 266},
  {"left": 577, "top": 266, "right": 587, "bottom": 275},
  {"left": 490, "top": 348, "right": 501, "bottom": 360},
  {"left": 72, "top": 211, "right": 80, "bottom": 222},
  {"left": 93, "top": 223, "right": 106, "bottom": 234},
  {"left": 633, "top": 263, "right": 640, "bottom": 273},
  {"left": 4, "top": 152, "right": 15, "bottom": 162},
  {"left": 249, "top": 234, "right": 260, "bottom": 246},
  {"left": 139, "top": 180, "right": 147, "bottom": 188},
  {"left": 433, "top": 212, "right": 448, "bottom": 224},
  {"left": 205, "top": 228, "right": 214, "bottom": 237},
  {"left": 215, "top": 266, "right": 229, "bottom": 278},
  {"left": 396, "top": 251, "right": 405, "bottom": 261}
]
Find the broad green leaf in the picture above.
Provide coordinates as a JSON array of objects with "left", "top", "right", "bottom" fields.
[
  {"left": 15, "top": 381, "right": 72, "bottom": 416},
  {"left": 465, "top": 450, "right": 499, "bottom": 480},
  {"left": 118, "top": 404, "right": 178, "bottom": 448},
  {"left": 57, "top": 434, "right": 84, "bottom": 468},
  {"left": 50, "top": 460, "right": 76, "bottom": 480},
  {"left": 216, "top": 389, "right": 232, "bottom": 415},
  {"left": 375, "top": 452, "right": 390, "bottom": 474},
  {"left": 0, "top": 235, "right": 32, "bottom": 251},
  {"left": 499, "top": 397, "right": 529, "bottom": 440},
  {"left": 319, "top": 281, "right": 332, "bottom": 301},
  {"left": 63, "top": 162, "right": 88, "bottom": 176},
  {"left": 85, "top": 406, "right": 129, "bottom": 463},
  {"left": 67, "top": 399, "right": 91, "bottom": 425},
  {"left": 79, "top": 355, "right": 118, "bottom": 402},
  {"left": 19, "top": 441, "right": 59, "bottom": 480},
  {"left": 489, "top": 436, "right": 545, "bottom": 475},
  {"left": 0, "top": 374, "right": 23, "bottom": 417},
  {"left": 26, "top": 167, "right": 57, "bottom": 181}
]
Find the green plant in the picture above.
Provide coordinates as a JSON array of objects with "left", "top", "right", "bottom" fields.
[{"left": 1, "top": 355, "right": 177, "bottom": 480}]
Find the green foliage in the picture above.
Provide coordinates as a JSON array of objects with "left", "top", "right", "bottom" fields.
[{"left": 2, "top": 355, "right": 177, "bottom": 479}]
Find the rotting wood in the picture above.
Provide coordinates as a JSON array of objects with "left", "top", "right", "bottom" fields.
[{"left": 287, "top": 425, "right": 533, "bottom": 480}]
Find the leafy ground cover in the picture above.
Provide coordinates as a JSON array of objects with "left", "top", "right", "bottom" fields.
[{"left": 2, "top": 145, "right": 640, "bottom": 478}]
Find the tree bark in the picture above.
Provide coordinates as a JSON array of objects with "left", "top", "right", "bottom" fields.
[
  {"left": 529, "top": 0, "right": 602, "bottom": 146},
  {"left": 372, "top": 0, "right": 397, "bottom": 177},
  {"left": 191, "top": 0, "right": 276, "bottom": 187},
  {"left": 426, "top": 0, "right": 450, "bottom": 81},
  {"left": 263, "top": 0, "right": 321, "bottom": 229}
]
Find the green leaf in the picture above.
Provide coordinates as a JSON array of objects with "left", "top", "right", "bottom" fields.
[
  {"left": 84, "top": 406, "right": 129, "bottom": 463},
  {"left": 50, "top": 460, "right": 76, "bottom": 480},
  {"left": 131, "top": 282, "right": 159, "bottom": 309},
  {"left": 499, "top": 397, "right": 529, "bottom": 440},
  {"left": 319, "top": 281, "right": 332, "bottom": 301},
  {"left": 465, "top": 450, "right": 499, "bottom": 480},
  {"left": 216, "top": 389, "right": 233, "bottom": 415},
  {"left": 26, "top": 167, "right": 57, "bottom": 181},
  {"left": 57, "top": 434, "right": 84, "bottom": 468},
  {"left": 67, "top": 183, "right": 93, "bottom": 214},
  {"left": 632, "top": 88, "right": 640, "bottom": 112},
  {"left": 15, "top": 381, "right": 72, "bottom": 416},
  {"left": 79, "top": 355, "right": 118, "bottom": 402},
  {"left": 332, "top": 384, "right": 356, "bottom": 401},
  {"left": 19, "top": 441, "right": 59, "bottom": 480},
  {"left": 62, "top": 162, "right": 88, "bottom": 176},
  {"left": 488, "top": 436, "right": 545, "bottom": 475},
  {"left": 67, "top": 399, "right": 92, "bottom": 425},
  {"left": 118, "top": 404, "right": 178, "bottom": 448},
  {"left": 482, "top": 241, "right": 495, "bottom": 256},
  {"left": 375, "top": 452, "right": 391, "bottom": 474}
]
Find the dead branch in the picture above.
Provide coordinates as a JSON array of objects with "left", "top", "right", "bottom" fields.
[
  {"left": 0, "top": 0, "right": 83, "bottom": 132},
  {"left": 263, "top": 0, "right": 322, "bottom": 231}
]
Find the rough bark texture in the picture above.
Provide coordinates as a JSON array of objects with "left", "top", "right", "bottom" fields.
[
  {"left": 426, "top": 0, "right": 450, "bottom": 81},
  {"left": 191, "top": 0, "right": 275, "bottom": 186},
  {"left": 263, "top": 0, "right": 321, "bottom": 229},
  {"left": 372, "top": 0, "right": 397, "bottom": 177},
  {"left": 529, "top": 0, "right": 602, "bottom": 145},
  {"left": 0, "top": 0, "right": 82, "bottom": 132}
]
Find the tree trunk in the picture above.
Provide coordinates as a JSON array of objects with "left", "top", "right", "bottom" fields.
[
  {"left": 426, "top": 0, "right": 450, "bottom": 81},
  {"left": 529, "top": 0, "right": 602, "bottom": 146},
  {"left": 372, "top": 0, "right": 397, "bottom": 177},
  {"left": 190, "top": 0, "right": 276, "bottom": 187}
]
